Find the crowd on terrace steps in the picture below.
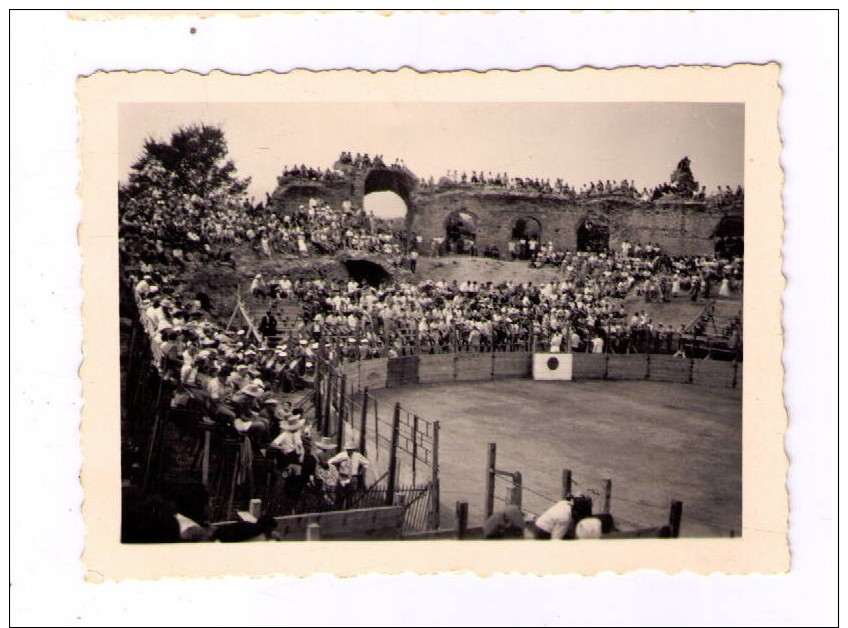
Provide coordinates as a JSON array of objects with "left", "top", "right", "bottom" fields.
[{"left": 119, "top": 149, "right": 744, "bottom": 541}]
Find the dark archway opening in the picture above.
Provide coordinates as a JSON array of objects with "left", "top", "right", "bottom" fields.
[
  {"left": 445, "top": 209, "right": 477, "bottom": 255},
  {"left": 576, "top": 219, "right": 610, "bottom": 253},
  {"left": 510, "top": 217, "right": 543, "bottom": 260},
  {"left": 712, "top": 215, "right": 744, "bottom": 258},
  {"left": 343, "top": 259, "right": 392, "bottom": 287}
]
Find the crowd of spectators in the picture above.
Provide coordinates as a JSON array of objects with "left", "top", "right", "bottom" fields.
[
  {"left": 250, "top": 246, "right": 740, "bottom": 360},
  {"left": 120, "top": 148, "right": 746, "bottom": 539},
  {"left": 121, "top": 177, "right": 409, "bottom": 272},
  {"left": 422, "top": 169, "right": 745, "bottom": 206}
]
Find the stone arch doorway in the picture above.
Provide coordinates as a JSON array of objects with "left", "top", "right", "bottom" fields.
[
  {"left": 510, "top": 217, "right": 543, "bottom": 260},
  {"left": 363, "top": 168, "right": 415, "bottom": 207},
  {"left": 576, "top": 218, "right": 610, "bottom": 253},
  {"left": 444, "top": 209, "right": 478, "bottom": 255},
  {"left": 362, "top": 167, "right": 417, "bottom": 249}
]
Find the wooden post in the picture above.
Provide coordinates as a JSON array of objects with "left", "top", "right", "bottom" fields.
[
  {"left": 603, "top": 479, "right": 612, "bottom": 513},
  {"left": 359, "top": 387, "right": 369, "bottom": 455},
  {"left": 455, "top": 500, "right": 469, "bottom": 540},
  {"left": 506, "top": 471, "right": 523, "bottom": 509},
  {"left": 339, "top": 373, "right": 348, "bottom": 427},
  {"left": 314, "top": 361, "right": 323, "bottom": 430},
  {"left": 321, "top": 371, "right": 332, "bottom": 436},
  {"left": 561, "top": 469, "right": 572, "bottom": 499},
  {"left": 386, "top": 403, "right": 401, "bottom": 506},
  {"left": 485, "top": 443, "right": 497, "bottom": 519},
  {"left": 306, "top": 521, "right": 321, "bottom": 541},
  {"left": 412, "top": 415, "right": 419, "bottom": 485},
  {"left": 372, "top": 396, "right": 379, "bottom": 465},
  {"left": 645, "top": 353, "right": 651, "bottom": 379},
  {"left": 732, "top": 359, "right": 739, "bottom": 389},
  {"left": 142, "top": 380, "right": 164, "bottom": 491},
  {"left": 201, "top": 429, "right": 211, "bottom": 485},
  {"left": 226, "top": 442, "right": 240, "bottom": 521},
  {"left": 328, "top": 371, "right": 337, "bottom": 437},
  {"left": 335, "top": 405, "right": 345, "bottom": 452},
  {"left": 668, "top": 500, "right": 683, "bottom": 538},
  {"left": 688, "top": 357, "right": 695, "bottom": 384},
  {"left": 603, "top": 353, "right": 610, "bottom": 379},
  {"left": 431, "top": 420, "right": 441, "bottom": 529}
]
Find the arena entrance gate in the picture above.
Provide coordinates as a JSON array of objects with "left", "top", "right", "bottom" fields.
[
  {"left": 510, "top": 216, "right": 542, "bottom": 260},
  {"left": 444, "top": 209, "right": 477, "bottom": 254},
  {"left": 312, "top": 356, "right": 442, "bottom": 533},
  {"left": 576, "top": 218, "right": 610, "bottom": 253}
]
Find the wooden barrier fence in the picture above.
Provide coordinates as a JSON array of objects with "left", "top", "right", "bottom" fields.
[{"left": 330, "top": 351, "right": 740, "bottom": 392}]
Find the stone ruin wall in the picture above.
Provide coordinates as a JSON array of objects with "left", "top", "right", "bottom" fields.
[
  {"left": 405, "top": 187, "right": 737, "bottom": 257},
  {"left": 269, "top": 167, "right": 741, "bottom": 257}
]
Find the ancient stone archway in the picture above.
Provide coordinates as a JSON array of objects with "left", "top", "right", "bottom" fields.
[
  {"left": 363, "top": 168, "right": 416, "bottom": 207},
  {"left": 510, "top": 217, "right": 543, "bottom": 260},
  {"left": 576, "top": 218, "right": 610, "bottom": 253},
  {"left": 444, "top": 209, "right": 478, "bottom": 255}
]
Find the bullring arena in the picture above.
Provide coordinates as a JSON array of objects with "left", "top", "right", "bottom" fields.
[{"left": 120, "top": 137, "right": 743, "bottom": 543}]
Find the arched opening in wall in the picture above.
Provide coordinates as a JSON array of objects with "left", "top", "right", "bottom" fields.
[
  {"left": 509, "top": 217, "right": 543, "bottom": 260},
  {"left": 711, "top": 214, "right": 744, "bottom": 258},
  {"left": 444, "top": 209, "right": 478, "bottom": 255},
  {"left": 576, "top": 218, "right": 610, "bottom": 253},
  {"left": 343, "top": 259, "right": 392, "bottom": 287},
  {"left": 363, "top": 190, "right": 407, "bottom": 219},
  {"left": 363, "top": 168, "right": 415, "bottom": 247}
]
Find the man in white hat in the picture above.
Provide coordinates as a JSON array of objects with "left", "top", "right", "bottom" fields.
[
  {"left": 327, "top": 436, "right": 369, "bottom": 509},
  {"left": 269, "top": 411, "right": 306, "bottom": 470}
]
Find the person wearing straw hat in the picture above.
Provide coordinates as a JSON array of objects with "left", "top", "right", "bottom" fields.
[
  {"left": 258, "top": 396, "right": 279, "bottom": 434},
  {"left": 269, "top": 413, "right": 305, "bottom": 470},
  {"left": 311, "top": 436, "right": 340, "bottom": 506},
  {"left": 327, "top": 435, "right": 369, "bottom": 509}
]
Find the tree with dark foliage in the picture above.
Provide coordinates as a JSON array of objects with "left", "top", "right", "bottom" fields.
[
  {"left": 119, "top": 124, "right": 252, "bottom": 246},
  {"left": 669, "top": 156, "right": 699, "bottom": 198}
]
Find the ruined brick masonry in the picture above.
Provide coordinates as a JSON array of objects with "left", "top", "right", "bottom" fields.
[{"left": 270, "top": 164, "right": 742, "bottom": 257}]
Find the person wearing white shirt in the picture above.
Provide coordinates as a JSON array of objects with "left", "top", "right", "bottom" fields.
[
  {"left": 530, "top": 500, "right": 573, "bottom": 539},
  {"left": 327, "top": 439, "right": 370, "bottom": 509},
  {"left": 327, "top": 441, "right": 369, "bottom": 487}
]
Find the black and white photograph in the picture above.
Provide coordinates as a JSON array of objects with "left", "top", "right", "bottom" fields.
[
  {"left": 117, "top": 99, "right": 745, "bottom": 544},
  {"left": 13, "top": 10, "right": 837, "bottom": 627}
]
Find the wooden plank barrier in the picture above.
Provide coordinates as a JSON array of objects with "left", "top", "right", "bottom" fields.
[
  {"left": 386, "top": 355, "right": 420, "bottom": 388},
  {"left": 418, "top": 354, "right": 456, "bottom": 384},
  {"left": 693, "top": 359, "right": 737, "bottom": 388},
  {"left": 455, "top": 353, "right": 493, "bottom": 381},
  {"left": 572, "top": 353, "right": 607, "bottom": 379},
  {"left": 359, "top": 357, "right": 389, "bottom": 390},
  {"left": 492, "top": 351, "right": 532, "bottom": 378},
  {"left": 213, "top": 506, "right": 405, "bottom": 541},
  {"left": 606, "top": 355, "right": 649, "bottom": 381},
  {"left": 649, "top": 354, "right": 692, "bottom": 384}
]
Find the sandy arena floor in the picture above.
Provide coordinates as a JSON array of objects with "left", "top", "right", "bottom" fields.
[{"left": 370, "top": 379, "right": 742, "bottom": 537}]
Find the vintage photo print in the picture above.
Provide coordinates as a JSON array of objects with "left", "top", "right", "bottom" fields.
[{"left": 79, "top": 66, "right": 786, "bottom": 578}]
